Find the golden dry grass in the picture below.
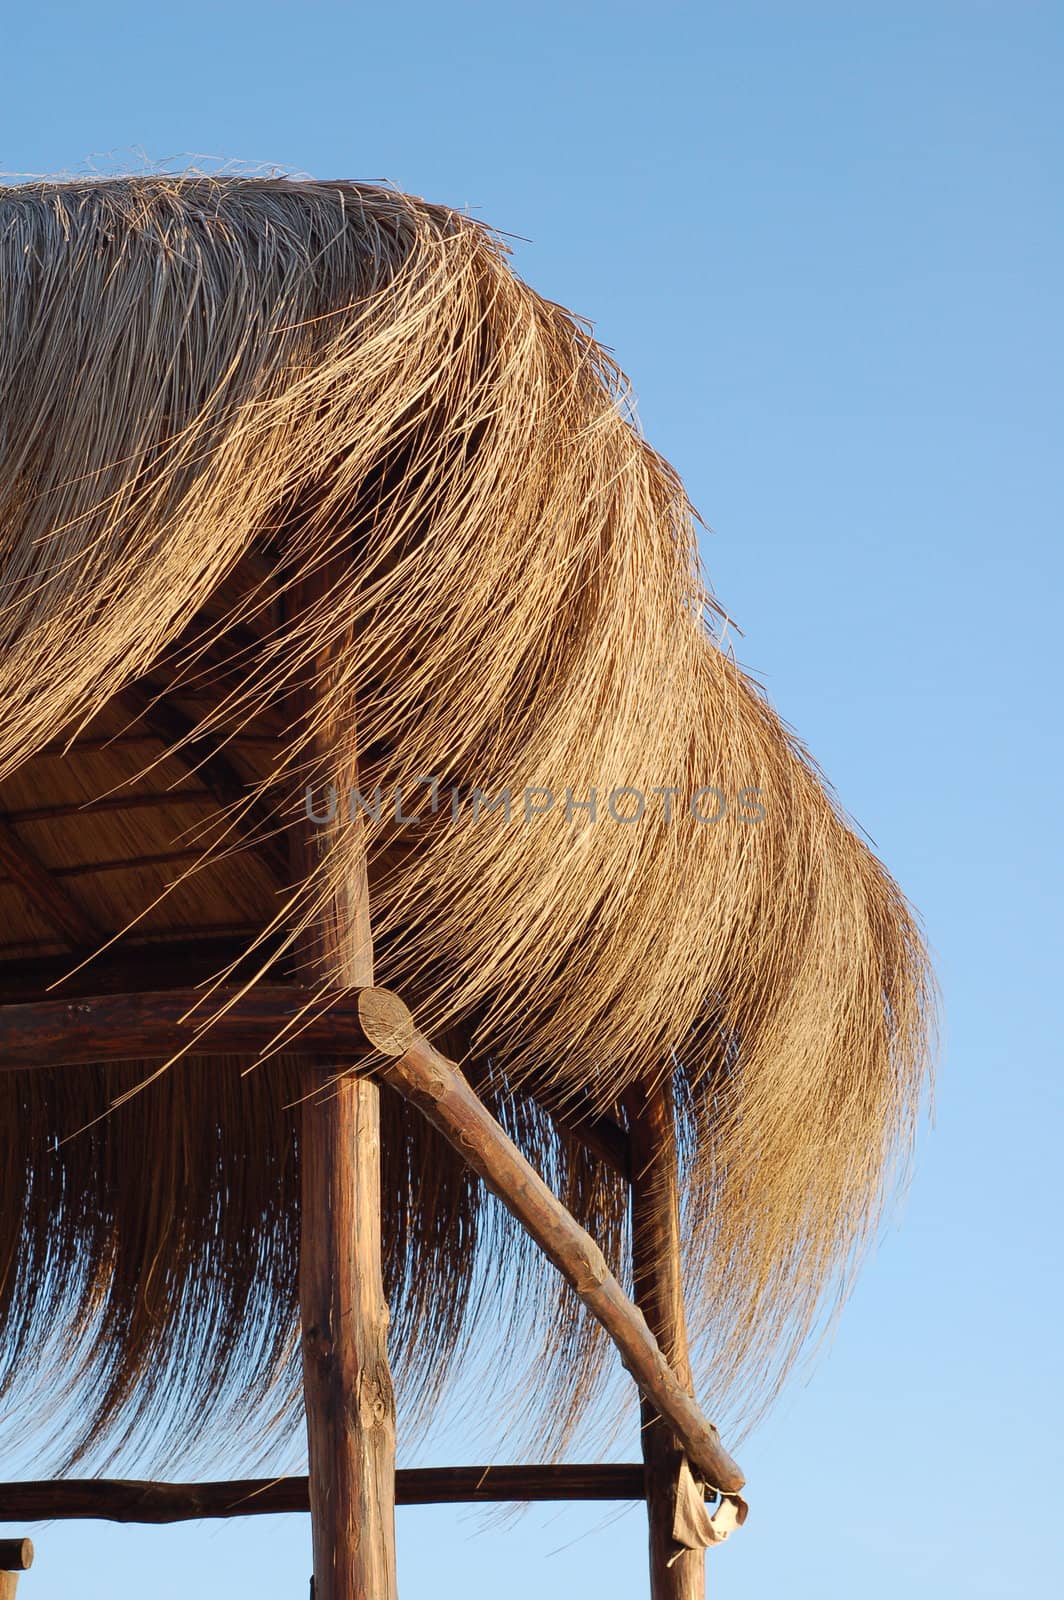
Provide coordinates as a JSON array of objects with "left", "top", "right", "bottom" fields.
[{"left": 0, "top": 176, "right": 934, "bottom": 1471}]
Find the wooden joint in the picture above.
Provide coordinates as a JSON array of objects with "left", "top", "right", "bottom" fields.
[{"left": 356, "top": 988, "right": 415, "bottom": 1058}]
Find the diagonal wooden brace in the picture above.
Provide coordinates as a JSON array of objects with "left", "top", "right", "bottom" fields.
[{"left": 379, "top": 1031, "right": 745, "bottom": 1497}]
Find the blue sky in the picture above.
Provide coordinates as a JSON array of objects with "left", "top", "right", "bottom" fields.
[{"left": 1, "top": 3, "right": 1061, "bottom": 1596}]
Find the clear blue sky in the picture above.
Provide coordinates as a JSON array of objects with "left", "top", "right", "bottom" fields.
[{"left": 1, "top": 3, "right": 1061, "bottom": 1596}]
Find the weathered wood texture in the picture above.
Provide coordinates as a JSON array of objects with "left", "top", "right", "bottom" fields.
[
  {"left": 629, "top": 1083, "right": 704, "bottom": 1599},
  {"left": 0, "top": 1543, "right": 31, "bottom": 1572},
  {"left": 381, "top": 1034, "right": 745, "bottom": 1496},
  {"left": 301, "top": 1065, "right": 397, "bottom": 1600},
  {"left": 296, "top": 659, "right": 398, "bottom": 1600},
  {"left": 0, "top": 1466, "right": 701, "bottom": 1522},
  {"left": 0, "top": 985, "right": 413, "bottom": 1070}
]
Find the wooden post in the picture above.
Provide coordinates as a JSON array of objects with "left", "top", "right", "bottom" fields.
[
  {"left": 296, "top": 675, "right": 397, "bottom": 1598},
  {"left": 628, "top": 1082, "right": 705, "bottom": 1600}
]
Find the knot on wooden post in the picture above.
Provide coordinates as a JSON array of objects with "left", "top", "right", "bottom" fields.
[
  {"left": 300, "top": 1323, "right": 334, "bottom": 1367},
  {"left": 357, "top": 1365, "right": 397, "bottom": 1430},
  {"left": 571, "top": 1243, "right": 609, "bottom": 1294}
]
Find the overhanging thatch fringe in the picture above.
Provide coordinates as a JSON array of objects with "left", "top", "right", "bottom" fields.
[{"left": 0, "top": 176, "right": 933, "bottom": 1471}]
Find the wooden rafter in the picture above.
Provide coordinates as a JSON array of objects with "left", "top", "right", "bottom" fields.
[
  {"left": 34, "top": 731, "right": 280, "bottom": 757},
  {"left": 0, "top": 815, "right": 100, "bottom": 950},
  {"left": 119, "top": 681, "right": 289, "bottom": 884},
  {"left": 0, "top": 929, "right": 285, "bottom": 1001},
  {"left": 2, "top": 790, "right": 211, "bottom": 825}
]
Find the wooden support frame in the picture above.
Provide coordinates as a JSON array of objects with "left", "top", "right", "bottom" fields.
[
  {"left": 0, "top": 994, "right": 743, "bottom": 1514},
  {"left": 0, "top": 748, "right": 745, "bottom": 1596}
]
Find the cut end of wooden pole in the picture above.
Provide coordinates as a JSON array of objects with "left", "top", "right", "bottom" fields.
[
  {"left": 0, "top": 1541, "right": 32, "bottom": 1572},
  {"left": 356, "top": 986, "right": 415, "bottom": 1058}
]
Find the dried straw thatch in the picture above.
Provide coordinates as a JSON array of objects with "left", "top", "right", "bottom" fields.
[{"left": 0, "top": 176, "right": 933, "bottom": 1472}]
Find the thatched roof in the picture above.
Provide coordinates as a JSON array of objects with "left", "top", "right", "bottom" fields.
[{"left": 0, "top": 176, "right": 933, "bottom": 1472}]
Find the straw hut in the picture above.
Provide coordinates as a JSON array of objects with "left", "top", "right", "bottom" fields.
[{"left": 0, "top": 176, "right": 932, "bottom": 1599}]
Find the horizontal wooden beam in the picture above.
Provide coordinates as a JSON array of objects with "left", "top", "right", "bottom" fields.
[
  {"left": 0, "top": 1467, "right": 695, "bottom": 1523},
  {"left": 0, "top": 930, "right": 288, "bottom": 1002},
  {"left": 2, "top": 790, "right": 211, "bottom": 825},
  {"left": 0, "top": 985, "right": 413, "bottom": 1071},
  {"left": 2, "top": 848, "right": 205, "bottom": 882},
  {"left": 381, "top": 1033, "right": 745, "bottom": 1496}
]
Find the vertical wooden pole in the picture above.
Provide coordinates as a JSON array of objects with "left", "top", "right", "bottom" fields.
[
  {"left": 297, "top": 665, "right": 398, "bottom": 1599},
  {"left": 628, "top": 1082, "right": 705, "bottom": 1600}
]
